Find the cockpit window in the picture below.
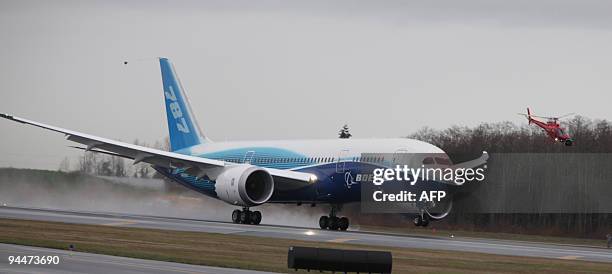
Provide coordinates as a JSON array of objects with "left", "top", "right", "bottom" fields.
[
  {"left": 435, "top": 157, "right": 452, "bottom": 165},
  {"left": 556, "top": 128, "right": 565, "bottom": 135},
  {"left": 422, "top": 157, "right": 435, "bottom": 165}
]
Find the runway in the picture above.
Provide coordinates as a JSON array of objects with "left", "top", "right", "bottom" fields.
[
  {"left": 0, "top": 243, "right": 276, "bottom": 274},
  {"left": 1, "top": 206, "right": 611, "bottom": 264}
]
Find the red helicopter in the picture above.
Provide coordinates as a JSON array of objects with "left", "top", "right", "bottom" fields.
[{"left": 518, "top": 108, "right": 575, "bottom": 146}]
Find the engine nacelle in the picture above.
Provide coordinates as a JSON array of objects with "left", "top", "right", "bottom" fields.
[{"left": 215, "top": 165, "right": 274, "bottom": 207}]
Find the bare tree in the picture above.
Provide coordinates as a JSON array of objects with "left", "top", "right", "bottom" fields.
[
  {"left": 111, "top": 156, "right": 126, "bottom": 177},
  {"left": 78, "top": 152, "right": 97, "bottom": 174},
  {"left": 58, "top": 157, "right": 71, "bottom": 172},
  {"left": 338, "top": 124, "right": 352, "bottom": 139}
]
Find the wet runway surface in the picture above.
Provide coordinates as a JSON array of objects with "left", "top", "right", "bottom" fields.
[{"left": 1, "top": 206, "right": 611, "bottom": 264}]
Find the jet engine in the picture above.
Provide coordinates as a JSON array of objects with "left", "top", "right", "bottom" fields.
[
  {"left": 215, "top": 165, "right": 274, "bottom": 207},
  {"left": 425, "top": 199, "right": 453, "bottom": 220}
]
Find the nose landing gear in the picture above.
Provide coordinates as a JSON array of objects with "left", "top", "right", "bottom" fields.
[
  {"left": 232, "top": 207, "right": 262, "bottom": 225},
  {"left": 413, "top": 213, "right": 430, "bottom": 227},
  {"left": 319, "top": 204, "right": 349, "bottom": 231}
]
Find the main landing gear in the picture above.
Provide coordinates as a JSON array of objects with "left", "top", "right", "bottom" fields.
[
  {"left": 319, "top": 205, "right": 349, "bottom": 231},
  {"left": 232, "top": 207, "right": 262, "bottom": 225}
]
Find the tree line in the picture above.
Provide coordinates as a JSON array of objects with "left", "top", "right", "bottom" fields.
[
  {"left": 407, "top": 116, "right": 612, "bottom": 238},
  {"left": 59, "top": 137, "right": 169, "bottom": 179},
  {"left": 409, "top": 116, "right": 612, "bottom": 156}
]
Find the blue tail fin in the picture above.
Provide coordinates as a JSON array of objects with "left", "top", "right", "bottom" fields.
[{"left": 159, "top": 57, "right": 208, "bottom": 152}]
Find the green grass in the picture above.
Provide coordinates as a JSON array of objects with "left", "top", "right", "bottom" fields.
[
  {"left": 357, "top": 224, "right": 609, "bottom": 248},
  {"left": 1, "top": 218, "right": 611, "bottom": 273}
]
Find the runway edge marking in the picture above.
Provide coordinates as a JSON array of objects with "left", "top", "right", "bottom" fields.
[
  {"left": 327, "top": 238, "right": 356, "bottom": 243},
  {"left": 102, "top": 220, "right": 138, "bottom": 226}
]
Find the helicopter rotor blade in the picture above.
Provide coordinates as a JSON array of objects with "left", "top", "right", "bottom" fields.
[
  {"left": 557, "top": 113, "right": 575, "bottom": 119},
  {"left": 517, "top": 111, "right": 575, "bottom": 120},
  {"left": 529, "top": 114, "right": 554, "bottom": 119}
]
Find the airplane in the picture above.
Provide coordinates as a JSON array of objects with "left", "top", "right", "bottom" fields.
[
  {"left": 518, "top": 108, "right": 575, "bottom": 146},
  {"left": 0, "top": 57, "right": 488, "bottom": 230}
]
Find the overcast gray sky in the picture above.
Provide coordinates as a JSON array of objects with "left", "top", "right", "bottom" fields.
[{"left": 1, "top": 0, "right": 611, "bottom": 170}]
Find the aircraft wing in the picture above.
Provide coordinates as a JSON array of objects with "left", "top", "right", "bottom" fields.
[{"left": 0, "top": 114, "right": 317, "bottom": 186}]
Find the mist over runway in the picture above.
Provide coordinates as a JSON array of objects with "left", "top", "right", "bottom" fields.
[
  {"left": 1, "top": 206, "right": 611, "bottom": 264},
  {"left": 0, "top": 169, "right": 330, "bottom": 228}
]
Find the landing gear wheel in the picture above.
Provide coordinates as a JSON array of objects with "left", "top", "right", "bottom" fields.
[
  {"left": 414, "top": 216, "right": 423, "bottom": 226},
  {"left": 240, "top": 210, "right": 251, "bottom": 224},
  {"left": 231, "top": 210, "right": 241, "bottom": 224},
  {"left": 319, "top": 216, "right": 329, "bottom": 229},
  {"left": 251, "top": 211, "right": 262, "bottom": 225},
  {"left": 320, "top": 204, "right": 350, "bottom": 231},
  {"left": 421, "top": 215, "right": 430, "bottom": 227},
  {"left": 414, "top": 215, "right": 430, "bottom": 227},
  {"left": 328, "top": 216, "right": 340, "bottom": 230},
  {"left": 338, "top": 217, "right": 349, "bottom": 231}
]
